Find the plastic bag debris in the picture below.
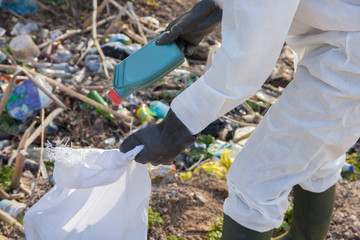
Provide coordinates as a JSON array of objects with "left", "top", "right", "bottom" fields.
[
  {"left": 0, "top": 0, "right": 38, "bottom": 15},
  {"left": 101, "top": 42, "right": 142, "bottom": 60},
  {"left": 10, "top": 22, "right": 38, "bottom": 36},
  {"left": 9, "top": 34, "right": 39, "bottom": 59},
  {"left": 108, "top": 33, "right": 132, "bottom": 45},
  {"left": 0, "top": 79, "right": 53, "bottom": 121},
  {"left": 180, "top": 171, "right": 193, "bottom": 181},
  {"left": 207, "top": 140, "right": 232, "bottom": 157},
  {"left": 24, "top": 146, "right": 151, "bottom": 240},
  {"left": 149, "top": 164, "right": 176, "bottom": 181},
  {"left": 194, "top": 161, "right": 228, "bottom": 178}
]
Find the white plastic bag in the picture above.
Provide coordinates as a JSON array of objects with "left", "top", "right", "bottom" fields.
[{"left": 24, "top": 146, "right": 150, "bottom": 240}]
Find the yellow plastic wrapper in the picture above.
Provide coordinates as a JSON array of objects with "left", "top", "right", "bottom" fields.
[
  {"left": 179, "top": 171, "right": 193, "bottom": 181},
  {"left": 220, "top": 150, "right": 233, "bottom": 170},
  {"left": 194, "top": 161, "right": 228, "bottom": 178}
]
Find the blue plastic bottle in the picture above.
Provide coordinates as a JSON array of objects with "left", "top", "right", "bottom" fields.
[{"left": 108, "top": 35, "right": 185, "bottom": 105}]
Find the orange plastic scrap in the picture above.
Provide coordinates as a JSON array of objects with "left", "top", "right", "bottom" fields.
[{"left": 0, "top": 73, "right": 12, "bottom": 82}]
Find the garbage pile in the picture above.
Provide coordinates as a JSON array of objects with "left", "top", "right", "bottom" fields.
[{"left": 0, "top": 0, "right": 359, "bottom": 239}]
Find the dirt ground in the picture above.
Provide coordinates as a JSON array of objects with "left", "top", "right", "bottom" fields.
[{"left": 0, "top": 0, "right": 360, "bottom": 239}]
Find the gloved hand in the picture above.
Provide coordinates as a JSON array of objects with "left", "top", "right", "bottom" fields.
[
  {"left": 120, "top": 109, "right": 196, "bottom": 165},
  {"left": 155, "top": 0, "right": 222, "bottom": 56}
]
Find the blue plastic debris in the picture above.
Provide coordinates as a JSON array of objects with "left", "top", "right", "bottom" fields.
[{"left": 0, "top": 0, "right": 38, "bottom": 15}]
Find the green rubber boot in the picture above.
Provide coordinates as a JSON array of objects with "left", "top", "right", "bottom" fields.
[
  {"left": 273, "top": 184, "right": 335, "bottom": 240},
  {"left": 222, "top": 214, "right": 273, "bottom": 240}
]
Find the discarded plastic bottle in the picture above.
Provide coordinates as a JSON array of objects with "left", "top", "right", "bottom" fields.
[
  {"left": 52, "top": 63, "right": 78, "bottom": 73},
  {"left": 51, "top": 49, "right": 72, "bottom": 63},
  {"left": 108, "top": 34, "right": 185, "bottom": 105},
  {"left": 149, "top": 101, "right": 170, "bottom": 118},
  {"left": 39, "top": 68, "right": 72, "bottom": 79},
  {"left": 136, "top": 104, "right": 155, "bottom": 124},
  {"left": 342, "top": 162, "right": 355, "bottom": 173},
  {"left": 72, "top": 68, "right": 85, "bottom": 83},
  {"left": 153, "top": 89, "right": 181, "bottom": 99},
  {"left": 87, "top": 90, "right": 115, "bottom": 121},
  {"left": 0, "top": 199, "right": 26, "bottom": 219}
]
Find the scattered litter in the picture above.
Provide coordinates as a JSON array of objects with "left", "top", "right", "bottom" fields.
[
  {"left": 0, "top": 0, "right": 38, "bottom": 15},
  {"left": 149, "top": 100, "right": 170, "bottom": 118},
  {"left": 0, "top": 27, "right": 5, "bottom": 37},
  {"left": 9, "top": 34, "right": 39, "bottom": 59},
  {"left": 149, "top": 164, "right": 176, "bottom": 181},
  {"left": 108, "top": 33, "right": 133, "bottom": 45},
  {"left": 0, "top": 199, "right": 26, "bottom": 219},
  {"left": 87, "top": 90, "right": 114, "bottom": 120},
  {"left": 0, "top": 79, "right": 53, "bottom": 121},
  {"left": 10, "top": 22, "right": 38, "bottom": 36}
]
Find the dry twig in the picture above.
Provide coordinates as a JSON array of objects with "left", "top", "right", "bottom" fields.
[
  {"left": 10, "top": 121, "right": 37, "bottom": 189},
  {"left": 83, "top": 0, "right": 110, "bottom": 28},
  {"left": 38, "top": 15, "right": 116, "bottom": 49},
  {"left": 0, "top": 67, "right": 22, "bottom": 117},
  {"left": 92, "top": 0, "right": 110, "bottom": 79},
  {"left": 29, "top": 70, "right": 132, "bottom": 121},
  {"left": 39, "top": 109, "right": 48, "bottom": 179},
  {"left": 0, "top": 209, "right": 25, "bottom": 236}
]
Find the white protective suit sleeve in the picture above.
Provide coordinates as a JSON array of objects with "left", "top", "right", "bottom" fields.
[{"left": 171, "top": 0, "right": 300, "bottom": 135}]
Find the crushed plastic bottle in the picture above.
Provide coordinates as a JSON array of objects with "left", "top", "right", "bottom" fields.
[
  {"left": 51, "top": 49, "right": 72, "bottom": 63},
  {"left": 72, "top": 68, "right": 85, "bottom": 83},
  {"left": 50, "top": 30, "right": 63, "bottom": 39},
  {"left": 149, "top": 101, "right": 170, "bottom": 118},
  {"left": 27, "top": 147, "right": 51, "bottom": 161},
  {"left": 51, "top": 63, "right": 78, "bottom": 73},
  {"left": 0, "top": 199, "right": 26, "bottom": 219},
  {"left": 84, "top": 54, "right": 116, "bottom": 73},
  {"left": 39, "top": 68, "right": 72, "bottom": 79}
]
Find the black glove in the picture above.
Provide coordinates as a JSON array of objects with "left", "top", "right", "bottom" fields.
[
  {"left": 120, "top": 109, "right": 196, "bottom": 165},
  {"left": 156, "top": 0, "right": 222, "bottom": 56}
]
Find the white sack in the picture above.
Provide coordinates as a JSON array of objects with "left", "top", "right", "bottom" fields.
[{"left": 24, "top": 146, "right": 150, "bottom": 240}]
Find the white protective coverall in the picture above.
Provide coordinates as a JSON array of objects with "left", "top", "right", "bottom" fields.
[{"left": 171, "top": 0, "right": 360, "bottom": 232}]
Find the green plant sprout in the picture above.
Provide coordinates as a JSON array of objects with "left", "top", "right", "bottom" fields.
[{"left": 148, "top": 207, "right": 164, "bottom": 230}]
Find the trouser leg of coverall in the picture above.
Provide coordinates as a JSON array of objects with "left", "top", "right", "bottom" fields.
[
  {"left": 223, "top": 31, "right": 360, "bottom": 232},
  {"left": 272, "top": 185, "right": 335, "bottom": 240}
]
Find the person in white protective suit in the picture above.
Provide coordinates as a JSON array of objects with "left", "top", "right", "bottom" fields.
[{"left": 121, "top": 0, "right": 360, "bottom": 239}]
